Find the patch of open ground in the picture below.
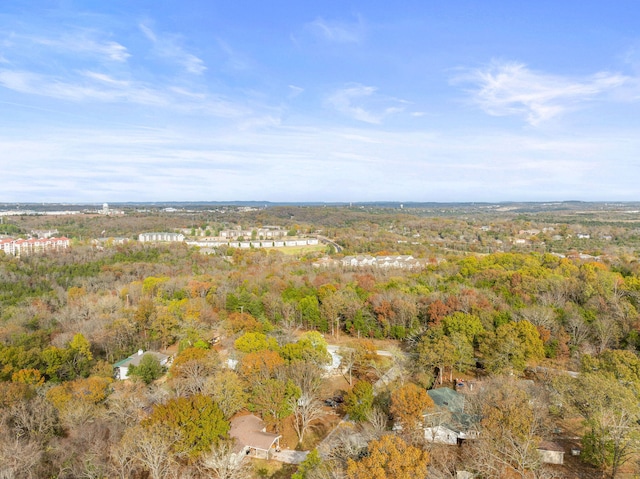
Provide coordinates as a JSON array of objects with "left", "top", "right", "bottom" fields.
[{"left": 249, "top": 458, "right": 297, "bottom": 479}]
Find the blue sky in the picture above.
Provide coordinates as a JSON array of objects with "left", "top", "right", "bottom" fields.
[{"left": 1, "top": 1, "right": 640, "bottom": 202}]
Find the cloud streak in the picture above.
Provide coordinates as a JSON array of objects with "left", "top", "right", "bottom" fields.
[
  {"left": 461, "top": 61, "right": 628, "bottom": 125},
  {"left": 139, "top": 24, "right": 206, "bottom": 75},
  {"left": 305, "top": 16, "right": 365, "bottom": 44},
  {"left": 0, "top": 68, "right": 252, "bottom": 119},
  {"left": 4, "top": 30, "right": 131, "bottom": 62},
  {"left": 326, "top": 84, "right": 406, "bottom": 124}
]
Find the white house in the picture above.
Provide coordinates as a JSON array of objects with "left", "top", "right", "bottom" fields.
[
  {"left": 423, "top": 388, "right": 479, "bottom": 444},
  {"left": 113, "top": 349, "right": 169, "bottom": 379},
  {"left": 423, "top": 424, "right": 460, "bottom": 445}
]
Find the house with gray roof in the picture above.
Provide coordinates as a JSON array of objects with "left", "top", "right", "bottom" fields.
[
  {"left": 423, "top": 388, "right": 480, "bottom": 444},
  {"left": 113, "top": 349, "right": 169, "bottom": 380}
]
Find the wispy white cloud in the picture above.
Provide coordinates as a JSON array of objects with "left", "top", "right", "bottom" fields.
[
  {"left": 139, "top": 23, "right": 206, "bottom": 75},
  {"left": 459, "top": 61, "right": 628, "bottom": 125},
  {"left": 18, "top": 32, "right": 131, "bottom": 62},
  {"left": 326, "top": 84, "right": 406, "bottom": 124},
  {"left": 81, "top": 71, "right": 131, "bottom": 88},
  {"left": 288, "top": 85, "right": 304, "bottom": 98},
  {"left": 84, "top": 39, "right": 130, "bottom": 62},
  {"left": 0, "top": 69, "right": 166, "bottom": 105},
  {"left": 305, "top": 16, "right": 365, "bottom": 44},
  {"left": 217, "top": 39, "right": 251, "bottom": 71},
  {"left": 0, "top": 68, "right": 251, "bottom": 118}
]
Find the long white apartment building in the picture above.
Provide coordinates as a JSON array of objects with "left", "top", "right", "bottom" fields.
[
  {"left": 138, "top": 232, "right": 185, "bottom": 243},
  {"left": 0, "top": 237, "right": 70, "bottom": 256}
]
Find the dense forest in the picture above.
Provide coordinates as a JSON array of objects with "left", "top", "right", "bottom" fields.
[{"left": 2, "top": 204, "right": 640, "bottom": 478}]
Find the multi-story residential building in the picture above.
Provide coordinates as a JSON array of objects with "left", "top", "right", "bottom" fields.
[
  {"left": 0, "top": 237, "right": 70, "bottom": 256},
  {"left": 138, "top": 232, "right": 185, "bottom": 243}
]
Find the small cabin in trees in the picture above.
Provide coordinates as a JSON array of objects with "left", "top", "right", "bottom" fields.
[
  {"left": 537, "top": 441, "right": 565, "bottom": 465},
  {"left": 113, "top": 349, "right": 169, "bottom": 380}
]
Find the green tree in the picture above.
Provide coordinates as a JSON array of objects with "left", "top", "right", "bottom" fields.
[
  {"left": 292, "top": 449, "right": 323, "bottom": 479},
  {"left": 416, "top": 332, "right": 457, "bottom": 385},
  {"left": 479, "top": 320, "right": 544, "bottom": 374},
  {"left": 128, "top": 354, "right": 164, "bottom": 384},
  {"left": 142, "top": 394, "right": 229, "bottom": 460},
  {"left": 41, "top": 346, "right": 71, "bottom": 382},
  {"left": 68, "top": 333, "right": 94, "bottom": 378},
  {"left": 150, "top": 306, "right": 179, "bottom": 350},
  {"left": 562, "top": 372, "right": 640, "bottom": 478},
  {"left": 280, "top": 333, "right": 331, "bottom": 366},
  {"left": 234, "top": 332, "right": 279, "bottom": 354},
  {"left": 450, "top": 332, "right": 475, "bottom": 373},
  {"left": 298, "top": 295, "right": 327, "bottom": 331},
  {"left": 344, "top": 381, "right": 374, "bottom": 422},
  {"left": 442, "top": 312, "right": 485, "bottom": 346},
  {"left": 581, "top": 350, "right": 640, "bottom": 395}
]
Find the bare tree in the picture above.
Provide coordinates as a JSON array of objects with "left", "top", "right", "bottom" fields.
[
  {"left": 465, "top": 378, "right": 551, "bottom": 479},
  {"left": 338, "top": 347, "right": 356, "bottom": 386},
  {"left": 4, "top": 395, "right": 59, "bottom": 443},
  {"left": 325, "top": 424, "right": 368, "bottom": 468},
  {"left": 565, "top": 308, "right": 591, "bottom": 352},
  {"left": 517, "top": 305, "right": 557, "bottom": 331},
  {"left": 171, "top": 356, "right": 217, "bottom": 396},
  {"left": 199, "top": 440, "right": 252, "bottom": 479},
  {"left": 285, "top": 361, "right": 324, "bottom": 398},
  {"left": 128, "top": 425, "right": 177, "bottom": 479},
  {"left": 590, "top": 315, "right": 621, "bottom": 354},
  {"left": 362, "top": 407, "right": 388, "bottom": 441},
  {"left": 0, "top": 437, "right": 43, "bottom": 479},
  {"left": 106, "top": 381, "right": 152, "bottom": 427},
  {"left": 109, "top": 439, "right": 138, "bottom": 479},
  {"left": 291, "top": 392, "right": 328, "bottom": 445}
]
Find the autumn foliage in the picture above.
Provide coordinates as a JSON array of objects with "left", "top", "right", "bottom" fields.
[
  {"left": 390, "top": 383, "right": 434, "bottom": 432},
  {"left": 346, "top": 434, "right": 430, "bottom": 479}
]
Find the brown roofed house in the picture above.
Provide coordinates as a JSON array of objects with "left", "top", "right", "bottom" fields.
[{"left": 229, "top": 414, "right": 281, "bottom": 460}]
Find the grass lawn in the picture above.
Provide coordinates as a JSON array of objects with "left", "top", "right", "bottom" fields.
[{"left": 273, "top": 244, "right": 327, "bottom": 255}]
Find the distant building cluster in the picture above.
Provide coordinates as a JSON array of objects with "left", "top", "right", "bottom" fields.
[
  {"left": 316, "top": 254, "right": 426, "bottom": 269},
  {"left": 0, "top": 210, "right": 80, "bottom": 216},
  {"left": 182, "top": 225, "right": 287, "bottom": 239},
  {"left": 0, "top": 237, "right": 70, "bottom": 256},
  {"left": 30, "top": 229, "right": 59, "bottom": 238},
  {"left": 138, "top": 232, "right": 185, "bottom": 243},
  {"left": 342, "top": 254, "right": 426, "bottom": 269},
  {"left": 187, "top": 238, "right": 319, "bottom": 249},
  {"left": 220, "top": 226, "right": 287, "bottom": 239}
]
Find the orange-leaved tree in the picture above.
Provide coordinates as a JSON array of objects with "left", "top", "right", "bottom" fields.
[
  {"left": 346, "top": 434, "right": 430, "bottom": 479},
  {"left": 390, "top": 383, "right": 434, "bottom": 433}
]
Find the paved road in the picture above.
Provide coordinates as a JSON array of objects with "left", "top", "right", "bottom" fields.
[
  {"left": 317, "top": 235, "right": 343, "bottom": 253},
  {"left": 271, "top": 449, "right": 309, "bottom": 464}
]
